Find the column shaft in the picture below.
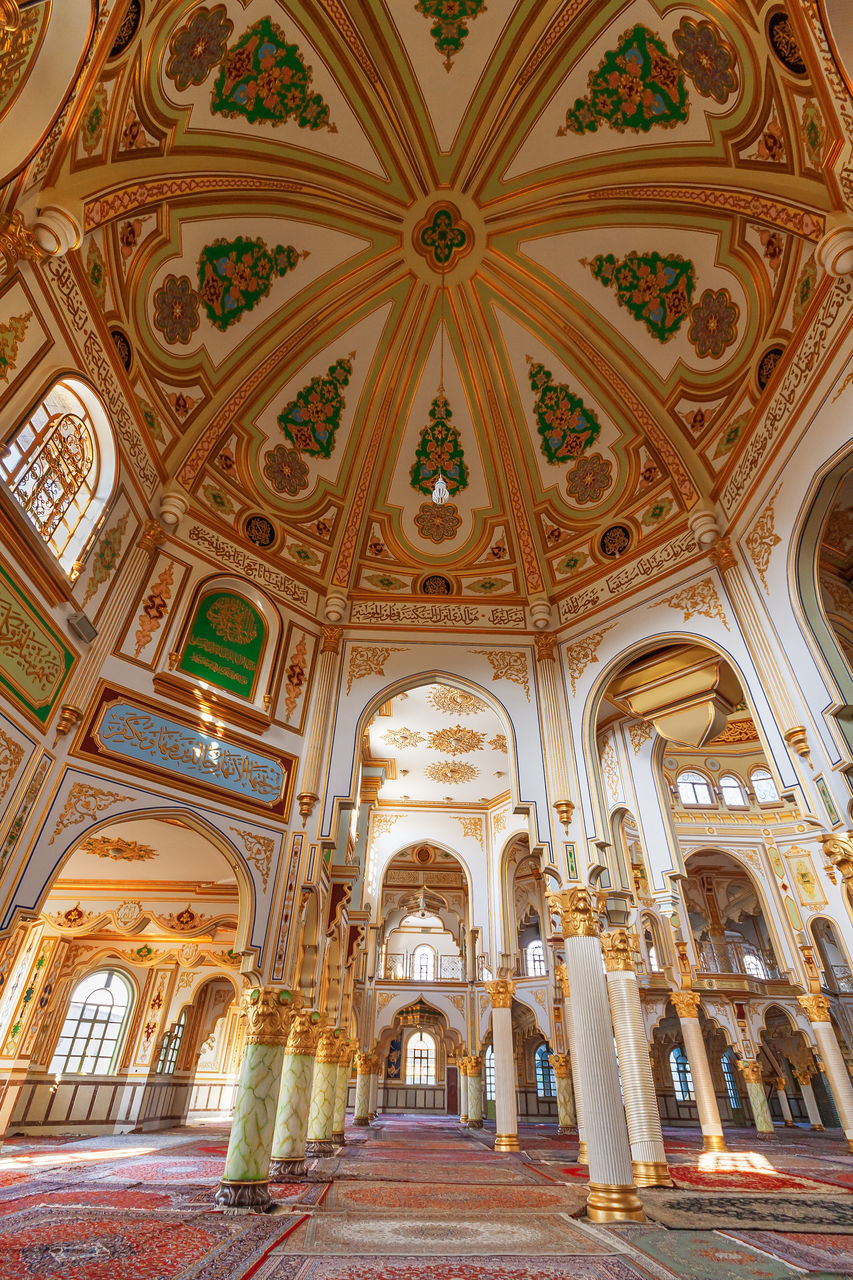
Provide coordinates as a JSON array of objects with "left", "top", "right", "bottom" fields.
[
  {"left": 467, "top": 1058, "right": 483, "bottom": 1127},
  {"left": 673, "top": 993, "right": 726, "bottom": 1152},
  {"left": 549, "top": 1055, "right": 575, "bottom": 1133},
  {"left": 813, "top": 1019, "right": 853, "bottom": 1145},
  {"left": 741, "top": 1063, "right": 775, "bottom": 1138},
  {"left": 459, "top": 1067, "right": 469, "bottom": 1123},
  {"left": 305, "top": 1028, "right": 341, "bottom": 1156},
  {"left": 368, "top": 1068, "right": 379, "bottom": 1120},
  {"left": 332, "top": 1047, "right": 353, "bottom": 1142},
  {"left": 774, "top": 1079, "right": 795, "bottom": 1127},
  {"left": 352, "top": 1053, "right": 372, "bottom": 1125},
  {"left": 487, "top": 986, "right": 519, "bottom": 1152},
  {"left": 795, "top": 1069, "right": 825, "bottom": 1129}
]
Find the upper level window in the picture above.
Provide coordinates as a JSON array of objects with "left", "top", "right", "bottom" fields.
[
  {"left": 0, "top": 378, "right": 116, "bottom": 573},
  {"left": 406, "top": 1030, "right": 436, "bottom": 1085},
  {"left": 742, "top": 950, "right": 767, "bottom": 979},
  {"left": 644, "top": 927, "right": 661, "bottom": 972},
  {"left": 719, "top": 773, "right": 748, "bottom": 808},
  {"left": 751, "top": 768, "right": 778, "bottom": 804},
  {"left": 526, "top": 939, "right": 546, "bottom": 976},
  {"left": 157, "top": 1009, "right": 187, "bottom": 1075},
  {"left": 535, "top": 1044, "right": 557, "bottom": 1097},
  {"left": 49, "top": 969, "right": 132, "bottom": 1076},
  {"left": 677, "top": 770, "right": 713, "bottom": 807},
  {"left": 722, "top": 1050, "right": 741, "bottom": 1109},
  {"left": 670, "top": 1046, "right": 695, "bottom": 1102},
  {"left": 413, "top": 945, "right": 435, "bottom": 982},
  {"left": 484, "top": 1044, "right": 495, "bottom": 1100}
]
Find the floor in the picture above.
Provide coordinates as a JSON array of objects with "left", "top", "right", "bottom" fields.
[{"left": 2, "top": 1114, "right": 853, "bottom": 1278}]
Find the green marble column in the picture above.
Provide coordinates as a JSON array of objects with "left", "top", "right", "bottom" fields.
[
  {"left": 550, "top": 1052, "right": 576, "bottom": 1133},
  {"left": 216, "top": 987, "right": 299, "bottom": 1212},
  {"left": 466, "top": 1055, "right": 483, "bottom": 1128},
  {"left": 332, "top": 1041, "right": 354, "bottom": 1143},
  {"left": 269, "top": 1009, "right": 322, "bottom": 1181},
  {"left": 741, "top": 1061, "right": 776, "bottom": 1139},
  {"left": 305, "top": 1026, "right": 342, "bottom": 1157},
  {"left": 353, "top": 1051, "right": 372, "bottom": 1125}
]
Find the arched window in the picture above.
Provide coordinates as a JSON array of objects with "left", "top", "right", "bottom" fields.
[
  {"left": 722, "top": 1050, "right": 741, "bottom": 1109},
  {"left": 535, "top": 1044, "right": 556, "bottom": 1098},
  {"left": 644, "top": 929, "right": 659, "bottom": 972},
  {"left": 413, "top": 945, "right": 435, "bottom": 982},
  {"left": 719, "top": 773, "right": 748, "bottom": 808},
  {"left": 677, "top": 770, "right": 713, "bottom": 807},
  {"left": 157, "top": 1009, "right": 187, "bottom": 1075},
  {"left": 526, "top": 939, "right": 546, "bottom": 976},
  {"left": 742, "top": 950, "right": 767, "bottom": 979},
  {"left": 750, "top": 768, "right": 778, "bottom": 804},
  {"left": 406, "top": 1030, "right": 436, "bottom": 1084},
  {"left": 0, "top": 377, "right": 116, "bottom": 573},
  {"left": 669, "top": 1046, "right": 695, "bottom": 1102},
  {"left": 484, "top": 1044, "right": 495, "bottom": 1100},
  {"left": 49, "top": 969, "right": 132, "bottom": 1076}
]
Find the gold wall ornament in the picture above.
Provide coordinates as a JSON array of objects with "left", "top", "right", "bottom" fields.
[
  {"left": 670, "top": 990, "right": 702, "bottom": 1019},
  {"left": 78, "top": 833, "right": 157, "bottom": 862},
  {"left": 138, "top": 520, "right": 167, "bottom": 554},
  {"left": 346, "top": 646, "right": 406, "bottom": 694},
  {"left": 50, "top": 784, "right": 134, "bottom": 844},
  {"left": 316, "top": 1026, "right": 343, "bottom": 1063},
  {"left": 534, "top": 632, "right": 556, "bottom": 662},
  {"left": 798, "top": 993, "right": 832, "bottom": 1023},
  {"left": 469, "top": 648, "right": 530, "bottom": 701},
  {"left": 553, "top": 800, "right": 574, "bottom": 833},
  {"left": 548, "top": 1052, "right": 571, "bottom": 1078},
  {"left": 454, "top": 815, "right": 483, "bottom": 843},
  {"left": 244, "top": 986, "right": 301, "bottom": 1045},
  {"left": 549, "top": 887, "right": 598, "bottom": 938},
  {"left": 793, "top": 1066, "right": 815, "bottom": 1086},
  {"left": 783, "top": 725, "right": 811, "bottom": 762},
  {"left": 0, "top": 211, "right": 44, "bottom": 279},
  {"left": 744, "top": 486, "right": 782, "bottom": 591},
  {"left": 821, "top": 830, "right": 853, "bottom": 885},
  {"left": 555, "top": 961, "right": 570, "bottom": 997},
  {"left": 739, "top": 1060, "right": 765, "bottom": 1085},
  {"left": 297, "top": 792, "right": 318, "bottom": 820},
  {"left": 654, "top": 577, "right": 729, "bottom": 630},
  {"left": 484, "top": 978, "right": 516, "bottom": 1008},
  {"left": 709, "top": 536, "right": 737, "bottom": 572},
  {"left": 286, "top": 1009, "right": 323, "bottom": 1055},
  {"left": 601, "top": 929, "right": 635, "bottom": 972},
  {"left": 230, "top": 827, "right": 275, "bottom": 891},
  {"left": 564, "top": 627, "right": 613, "bottom": 695},
  {"left": 53, "top": 705, "right": 82, "bottom": 745}
]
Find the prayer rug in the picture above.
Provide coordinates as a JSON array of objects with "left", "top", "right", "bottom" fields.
[
  {"left": 667, "top": 1166, "right": 847, "bottom": 1193},
  {"left": 326, "top": 1180, "right": 587, "bottom": 1214},
  {"left": 641, "top": 1191, "right": 853, "bottom": 1231},
  {"left": 725, "top": 1229, "right": 853, "bottom": 1272},
  {"left": 249, "top": 1257, "right": 662, "bottom": 1279},
  {"left": 0, "top": 1204, "right": 304, "bottom": 1280},
  {"left": 281, "top": 1212, "right": 608, "bottom": 1256},
  {"left": 97, "top": 1157, "right": 226, "bottom": 1182},
  {"left": 320, "top": 1159, "right": 540, "bottom": 1183},
  {"left": 0, "top": 1185, "right": 184, "bottom": 1214},
  {"left": 620, "top": 1229, "right": 804, "bottom": 1279}
]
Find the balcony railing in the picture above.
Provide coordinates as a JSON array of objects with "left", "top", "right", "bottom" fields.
[
  {"left": 827, "top": 964, "right": 853, "bottom": 994},
  {"left": 383, "top": 954, "right": 464, "bottom": 982},
  {"left": 696, "top": 942, "right": 782, "bottom": 981}
]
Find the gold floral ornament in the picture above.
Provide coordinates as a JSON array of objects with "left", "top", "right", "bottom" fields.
[
  {"left": 484, "top": 978, "right": 515, "bottom": 1008},
  {"left": 50, "top": 784, "right": 134, "bottom": 844},
  {"left": 415, "top": 500, "right": 461, "bottom": 543},
  {"left": 601, "top": 929, "right": 635, "bottom": 972},
  {"left": 427, "top": 685, "right": 485, "bottom": 715},
  {"left": 489, "top": 734, "right": 508, "bottom": 752},
  {"left": 563, "top": 627, "right": 613, "bottom": 696},
  {"left": 548, "top": 887, "right": 598, "bottom": 938},
  {"left": 346, "top": 646, "right": 407, "bottom": 694},
  {"left": 244, "top": 986, "right": 301, "bottom": 1045},
  {"left": 797, "top": 993, "right": 831, "bottom": 1023},
  {"left": 470, "top": 649, "right": 530, "bottom": 701},
  {"left": 79, "top": 834, "right": 157, "bottom": 862},
  {"left": 670, "top": 990, "right": 701, "bottom": 1019},
  {"left": 382, "top": 727, "right": 424, "bottom": 749},
  {"left": 285, "top": 1008, "right": 324, "bottom": 1056},
  {"left": 425, "top": 760, "right": 479, "bottom": 784},
  {"left": 206, "top": 595, "right": 258, "bottom": 644},
  {"left": 427, "top": 725, "right": 485, "bottom": 755},
  {"left": 744, "top": 484, "right": 782, "bottom": 591},
  {"left": 655, "top": 577, "right": 729, "bottom": 629}
]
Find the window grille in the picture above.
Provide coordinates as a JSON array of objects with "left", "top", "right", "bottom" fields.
[{"left": 49, "top": 970, "right": 132, "bottom": 1076}]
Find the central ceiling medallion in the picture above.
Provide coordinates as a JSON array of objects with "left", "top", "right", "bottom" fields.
[{"left": 413, "top": 202, "right": 473, "bottom": 273}]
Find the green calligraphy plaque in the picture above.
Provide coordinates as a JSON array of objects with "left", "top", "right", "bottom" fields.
[
  {"left": 0, "top": 562, "right": 74, "bottom": 724},
  {"left": 178, "top": 590, "right": 265, "bottom": 699}
]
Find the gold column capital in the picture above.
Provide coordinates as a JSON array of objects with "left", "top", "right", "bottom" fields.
[
  {"left": 244, "top": 986, "right": 302, "bottom": 1046},
  {"left": 321, "top": 625, "right": 342, "bottom": 654},
  {"left": 798, "top": 993, "right": 832, "bottom": 1023},
  {"left": 285, "top": 1008, "right": 323, "bottom": 1055},
  {"left": 548, "top": 1052, "right": 571, "bottom": 1078},
  {"left": 670, "top": 990, "right": 701, "bottom": 1019},
  {"left": 601, "top": 929, "right": 635, "bottom": 973},
  {"left": 821, "top": 831, "right": 853, "bottom": 885},
  {"left": 709, "top": 535, "right": 736, "bottom": 572},
  {"left": 739, "top": 1060, "right": 764, "bottom": 1085},
  {"left": 534, "top": 632, "right": 556, "bottom": 662},
  {"left": 138, "top": 519, "right": 167, "bottom": 553},
  {"left": 316, "top": 1026, "right": 344, "bottom": 1063},
  {"left": 484, "top": 978, "right": 516, "bottom": 1008},
  {"left": 555, "top": 961, "right": 570, "bottom": 998},
  {"left": 466, "top": 1054, "right": 483, "bottom": 1075},
  {"left": 0, "top": 211, "right": 44, "bottom": 279},
  {"left": 772, "top": 1076, "right": 787, "bottom": 1091},
  {"left": 548, "top": 886, "right": 598, "bottom": 938},
  {"left": 793, "top": 1066, "right": 815, "bottom": 1086},
  {"left": 354, "top": 1051, "right": 373, "bottom": 1074}
]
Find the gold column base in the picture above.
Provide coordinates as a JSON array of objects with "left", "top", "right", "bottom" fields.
[
  {"left": 494, "top": 1133, "right": 521, "bottom": 1152},
  {"left": 702, "top": 1134, "right": 727, "bottom": 1152},
  {"left": 586, "top": 1183, "right": 645, "bottom": 1222},
  {"left": 847, "top": 1138, "right": 853, "bottom": 1154},
  {"left": 368, "top": 1112, "right": 376, "bottom": 1121},
  {"left": 459, "top": 1114, "right": 468, "bottom": 1124},
  {"left": 352, "top": 1116, "right": 369, "bottom": 1126},
  {"left": 576, "top": 1139, "right": 588, "bottom": 1165},
  {"left": 812, "top": 1124, "right": 825, "bottom": 1131},
  {"left": 632, "top": 1159, "right": 672, "bottom": 1188},
  {"left": 784, "top": 1121, "right": 795, "bottom": 1127}
]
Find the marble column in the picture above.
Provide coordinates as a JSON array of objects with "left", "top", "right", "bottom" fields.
[
  {"left": 269, "top": 1009, "right": 323, "bottom": 1180},
  {"left": 332, "top": 1040, "right": 355, "bottom": 1144},
  {"left": 774, "top": 1076, "right": 795, "bottom": 1127},
  {"left": 794, "top": 1066, "right": 825, "bottom": 1129},
  {"left": 799, "top": 995, "right": 853, "bottom": 1149},
  {"left": 671, "top": 991, "right": 726, "bottom": 1153},
  {"left": 549, "top": 1053, "right": 576, "bottom": 1133},
  {"left": 740, "top": 1061, "right": 775, "bottom": 1138},
  {"left": 305, "top": 1027, "right": 342, "bottom": 1157},
  {"left": 550, "top": 889, "right": 643, "bottom": 1222},
  {"left": 352, "top": 1051, "right": 372, "bottom": 1125},
  {"left": 485, "top": 980, "right": 520, "bottom": 1152},
  {"left": 216, "top": 987, "right": 299, "bottom": 1211},
  {"left": 368, "top": 1060, "right": 380, "bottom": 1120},
  {"left": 466, "top": 1055, "right": 484, "bottom": 1127},
  {"left": 557, "top": 962, "right": 587, "bottom": 1162},
  {"left": 602, "top": 931, "right": 671, "bottom": 1186},
  {"left": 459, "top": 1060, "right": 469, "bottom": 1124}
]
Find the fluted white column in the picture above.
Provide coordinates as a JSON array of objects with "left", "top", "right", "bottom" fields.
[
  {"left": 603, "top": 931, "right": 671, "bottom": 1186},
  {"left": 466, "top": 1057, "right": 483, "bottom": 1127},
  {"left": 551, "top": 890, "right": 643, "bottom": 1222},
  {"left": 800, "top": 996, "right": 853, "bottom": 1147},
  {"left": 296, "top": 626, "right": 342, "bottom": 821},
  {"left": 774, "top": 1077, "right": 795, "bottom": 1127},
  {"left": 485, "top": 981, "right": 519, "bottom": 1151},
  {"left": 557, "top": 963, "right": 586, "bottom": 1160},
  {"left": 671, "top": 991, "right": 726, "bottom": 1152}
]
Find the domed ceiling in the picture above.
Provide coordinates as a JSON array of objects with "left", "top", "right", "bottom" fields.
[{"left": 53, "top": 0, "right": 840, "bottom": 619}]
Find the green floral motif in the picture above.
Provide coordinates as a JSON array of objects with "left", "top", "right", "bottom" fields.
[
  {"left": 198, "top": 236, "right": 300, "bottom": 331},
  {"left": 138, "top": 397, "right": 165, "bottom": 444},
  {"left": 415, "top": 0, "right": 486, "bottom": 71},
  {"left": 201, "top": 483, "right": 233, "bottom": 514},
  {"left": 277, "top": 356, "right": 352, "bottom": 459},
  {"left": 86, "top": 242, "right": 107, "bottom": 309},
  {"left": 713, "top": 412, "right": 747, "bottom": 459},
  {"left": 212, "top": 18, "right": 333, "bottom": 130},
  {"left": 528, "top": 360, "right": 602, "bottom": 464},
  {"left": 287, "top": 544, "right": 320, "bottom": 566},
  {"left": 558, "top": 550, "right": 589, "bottom": 575},
  {"left": 410, "top": 393, "right": 468, "bottom": 496},
  {"left": 562, "top": 25, "right": 687, "bottom": 135},
  {"left": 641, "top": 496, "right": 673, "bottom": 525},
  {"left": 801, "top": 100, "right": 824, "bottom": 168},
  {"left": 418, "top": 207, "right": 468, "bottom": 269},
  {"left": 469, "top": 577, "right": 509, "bottom": 594},
  {"left": 588, "top": 251, "right": 694, "bottom": 343},
  {"left": 82, "top": 512, "right": 129, "bottom": 607},
  {"left": 366, "top": 573, "right": 407, "bottom": 591},
  {"left": 792, "top": 255, "right": 817, "bottom": 326},
  {"left": 81, "top": 83, "right": 108, "bottom": 154}
]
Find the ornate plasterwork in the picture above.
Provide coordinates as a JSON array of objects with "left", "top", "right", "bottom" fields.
[
  {"left": 0, "top": 730, "right": 24, "bottom": 801},
  {"left": 744, "top": 485, "right": 783, "bottom": 591},
  {"left": 230, "top": 826, "right": 275, "bottom": 891},
  {"left": 428, "top": 726, "right": 485, "bottom": 755},
  {"left": 454, "top": 815, "right": 483, "bottom": 843},
  {"left": 382, "top": 727, "right": 424, "bottom": 749},
  {"left": 78, "top": 834, "right": 157, "bottom": 862},
  {"left": 427, "top": 686, "right": 485, "bottom": 716},
  {"left": 628, "top": 720, "right": 653, "bottom": 753},
  {"left": 655, "top": 577, "right": 729, "bottom": 629},
  {"left": 425, "top": 760, "right": 478, "bottom": 784},
  {"left": 470, "top": 650, "right": 530, "bottom": 701},
  {"left": 50, "top": 784, "right": 134, "bottom": 844},
  {"left": 563, "top": 627, "right": 613, "bottom": 695},
  {"left": 346, "top": 646, "right": 406, "bottom": 694}
]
